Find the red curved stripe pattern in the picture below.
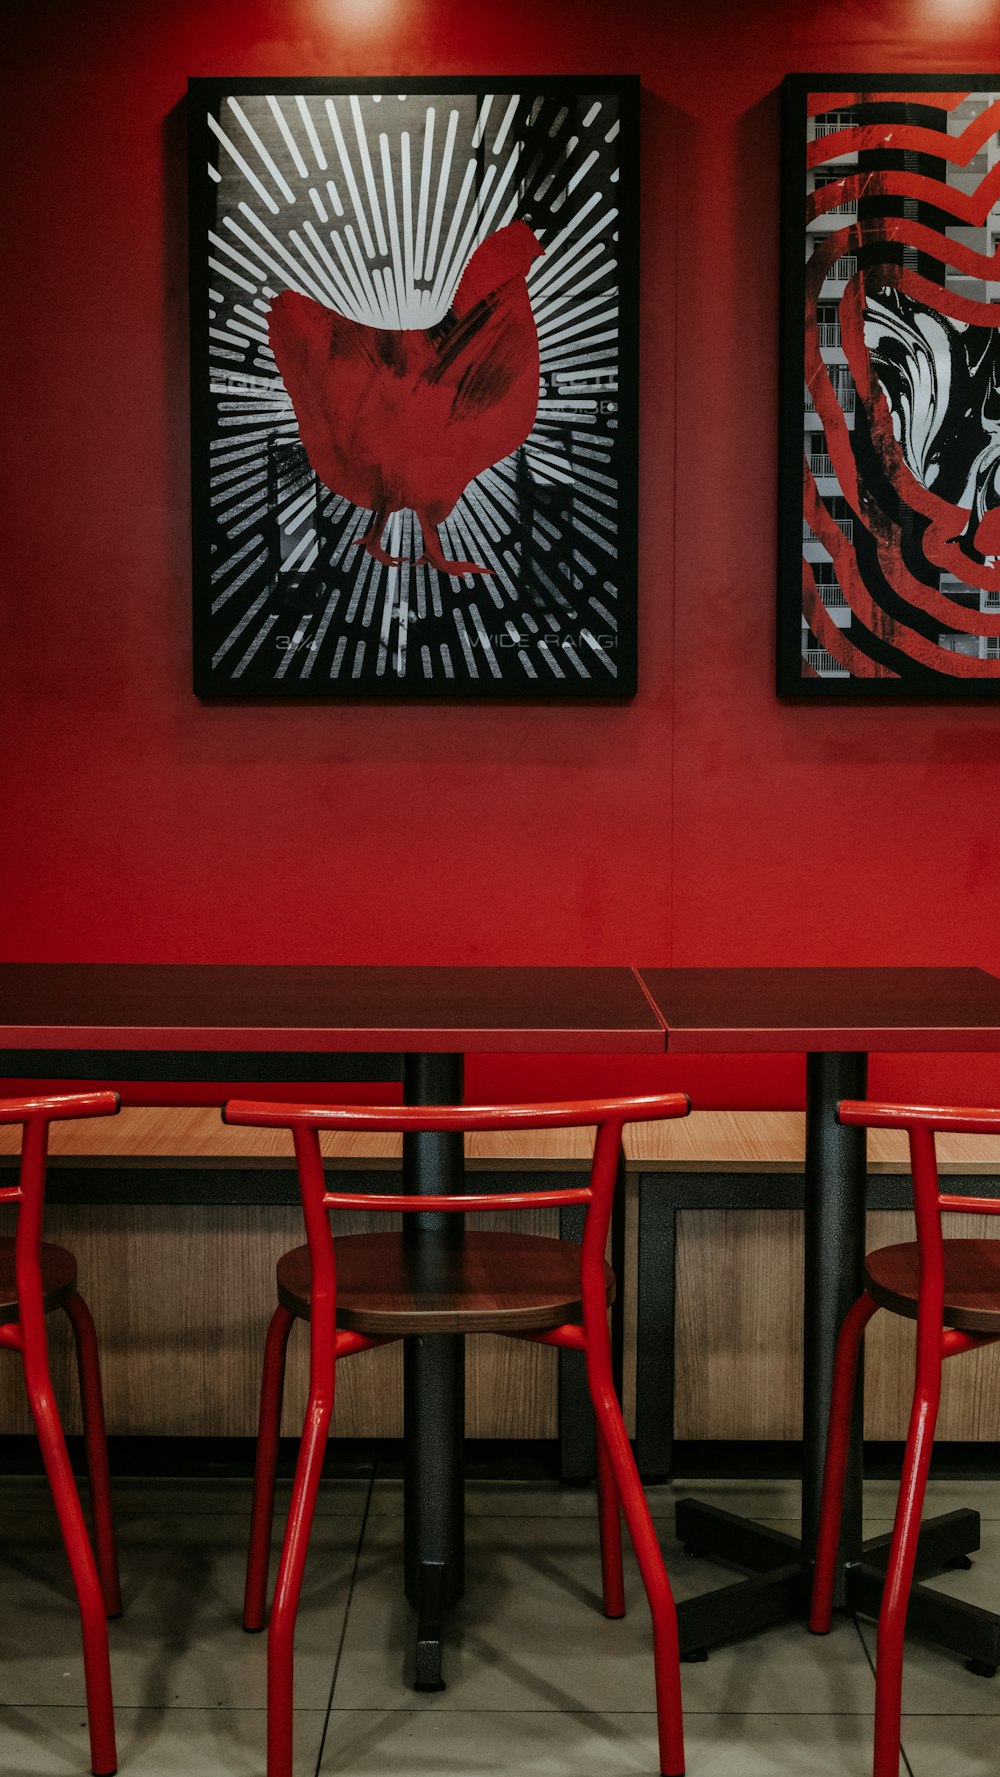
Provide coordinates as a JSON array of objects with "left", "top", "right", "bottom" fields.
[
  {"left": 807, "top": 92, "right": 969, "bottom": 117},
  {"left": 798, "top": 86, "right": 1000, "bottom": 685}
]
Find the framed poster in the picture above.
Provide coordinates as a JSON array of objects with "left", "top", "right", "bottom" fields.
[
  {"left": 778, "top": 75, "right": 1000, "bottom": 695},
  {"left": 188, "top": 76, "right": 638, "bottom": 698}
]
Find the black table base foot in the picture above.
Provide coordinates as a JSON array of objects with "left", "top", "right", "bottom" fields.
[
  {"left": 675, "top": 1499, "right": 802, "bottom": 1573},
  {"left": 862, "top": 1508, "right": 981, "bottom": 1581},
  {"left": 413, "top": 1560, "right": 448, "bottom": 1693},
  {"left": 672, "top": 1499, "right": 998, "bottom": 1672},
  {"left": 676, "top": 1560, "right": 810, "bottom": 1658},
  {"left": 674, "top": 1496, "right": 810, "bottom": 1655},
  {"left": 848, "top": 1557, "right": 1000, "bottom": 1673}
]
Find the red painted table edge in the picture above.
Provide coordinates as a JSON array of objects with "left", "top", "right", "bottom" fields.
[
  {"left": 633, "top": 967, "right": 1000, "bottom": 1053},
  {"left": 0, "top": 1024, "right": 667, "bottom": 1056}
]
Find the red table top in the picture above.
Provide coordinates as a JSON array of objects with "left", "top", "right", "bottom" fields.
[
  {"left": 637, "top": 967, "right": 1000, "bottom": 1053},
  {"left": 0, "top": 964, "right": 666, "bottom": 1055}
]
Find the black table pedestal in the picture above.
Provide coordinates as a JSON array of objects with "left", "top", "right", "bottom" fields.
[
  {"left": 673, "top": 1497, "right": 984, "bottom": 1660},
  {"left": 669, "top": 1051, "right": 996, "bottom": 1679},
  {"left": 848, "top": 1538, "right": 1000, "bottom": 1676},
  {"left": 402, "top": 1051, "right": 465, "bottom": 1692}
]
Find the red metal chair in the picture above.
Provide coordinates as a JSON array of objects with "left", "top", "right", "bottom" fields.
[
  {"left": 224, "top": 1092, "right": 691, "bottom": 1777},
  {"left": 0, "top": 1091, "right": 122, "bottom": 1776},
  {"left": 810, "top": 1099, "right": 1000, "bottom": 1777}
]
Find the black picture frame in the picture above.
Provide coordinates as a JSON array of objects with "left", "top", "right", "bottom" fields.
[
  {"left": 778, "top": 74, "right": 1000, "bottom": 697},
  {"left": 188, "top": 75, "right": 639, "bottom": 699}
]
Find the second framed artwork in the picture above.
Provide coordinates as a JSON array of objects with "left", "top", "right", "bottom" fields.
[
  {"left": 779, "top": 75, "right": 1000, "bottom": 695},
  {"left": 188, "top": 76, "right": 638, "bottom": 698}
]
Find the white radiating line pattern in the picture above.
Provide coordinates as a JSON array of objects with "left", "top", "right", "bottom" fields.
[
  {"left": 296, "top": 96, "right": 327, "bottom": 169},
  {"left": 380, "top": 136, "right": 407, "bottom": 324},
  {"left": 536, "top": 290, "right": 612, "bottom": 341},
  {"left": 471, "top": 94, "right": 494, "bottom": 149},
  {"left": 227, "top": 99, "right": 297, "bottom": 205},
  {"left": 275, "top": 611, "right": 314, "bottom": 679},
  {"left": 427, "top": 154, "right": 480, "bottom": 314},
  {"left": 531, "top": 203, "right": 616, "bottom": 303},
  {"left": 492, "top": 94, "right": 520, "bottom": 155},
  {"left": 234, "top": 205, "right": 331, "bottom": 302},
  {"left": 212, "top": 586, "right": 272, "bottom": 665},
  {"left": 268, "top": 96, "right": 309, "bottom": 179},
  {"left": 413, "top": 108, "right": 435, "bottom": 281},
  {"left": 201, "top": 88, "right": 626, "bottom": 688},
  {"left": 351, "top": 96, "right": 389, "bottom": 257},
  {"left": 288, "top": 223, "right": 349, "bottom": 310},
  {"left": 538, "top": 305, "right": 618, "bottom": 352},
  {"left": 533, "top": 256, "right": 620, "bottom": 329},
  {"left": 300, "top": 220, "right": 361, "bottom": 317},
  {"left": 232, "top": 612, "right": 279, "bottom": 677},
  {"left": 424, "top": 109, "right": 460, "bottom": 282},
  {"left": 298, "top": 580, "right": 344, "bottom": 681},
  {"left": 399, "top": 131, "right": 417, "bottom": 313},
  {"left": 325, "top": 100, "right": 377, "bottom": 258},
  {"left": 207, "top": 114, "right": 280, "bottom": 215},
  {"left": 208, "top": 228, "right": 269, "bottom": 283}
]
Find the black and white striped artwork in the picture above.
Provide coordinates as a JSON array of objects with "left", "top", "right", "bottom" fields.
[{"left": 188, "top": 78, "right": 638, "bottom": 698}]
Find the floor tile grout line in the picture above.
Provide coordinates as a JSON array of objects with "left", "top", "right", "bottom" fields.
[
  {"left": 305, "top": 1698, "right": 891, "bottom": 1713},
  {"left": 6, "top": 1469, "right": 997, "bottom": 1771},
  {"left": 314, "top": 1463, "right": 378, "bottom": 1775},
  {"left": 853, "top": 1611, "right": 921, "bottom": 1777},
  {"left": 852, "top": 1609, "right": 878, "bottom": 1683},
  {"left": 13, "top": 1702, "right": 991, "bottom": 1719}
]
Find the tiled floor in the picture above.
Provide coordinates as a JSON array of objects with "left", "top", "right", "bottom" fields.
[{"left": 1, "top": 1466, "right": 998, "bottom": 1775}]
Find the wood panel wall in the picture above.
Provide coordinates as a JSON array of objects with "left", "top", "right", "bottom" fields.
[
  {"left": 1, "top": 1110, "right": 998, "bottom": 1446},
  {"left": 0, "top": 1203, "right": 563, "bottom": 1441},
  {"left": 674, "top": 1210, "right": 1000, "bottom": 1441},
  {"left": 3, "top": 1200, "right": 999, "bottom": 1445}
]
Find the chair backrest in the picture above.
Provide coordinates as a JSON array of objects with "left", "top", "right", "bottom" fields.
[
  {"left": 0, "top": 1092, "right": 119, "bottom": 1331},
  {"left": 838, "top": 1099, "right": 1000, "bottom": 1338},
  {"left": 223, "top": 1093, "right": 690, "bottom": 1325}
]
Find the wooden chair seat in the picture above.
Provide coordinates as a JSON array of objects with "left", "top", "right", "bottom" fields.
[
  {"left": 0, "top": 1235, "right": 78, "bottom": 1325},
  {"left": 276, "top": 1230, "right": 615, "bottom": 1335},
  {"left": 865, "top": 1239, "right": 1000, "bottom": 1335}
]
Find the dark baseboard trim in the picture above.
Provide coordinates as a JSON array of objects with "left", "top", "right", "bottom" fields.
[
  {"left": 0, "top": 1434, "right": 997, "bottom": 1483},
  {"left": 668, "top": 1440, "right": 1000, "bottom": 1482},
  {"left": 0, "top": 1434, "right": 567, "bottom": 1481}
]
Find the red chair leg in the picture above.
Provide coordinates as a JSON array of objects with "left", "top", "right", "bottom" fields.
[
  {"left": 66, "top": 1294, "right": 121, "bottom": 1618},
  {"left": 872, "top": 1355, "right": 942, "bottom": 1777},
  {"left": 595, "top": 1412, "right": 625, "bottom": 1618},
  {"left": 809, "top": 1291, "right": 879, "bottom": 1634},
  {"left": 267, "top": 1378, "right": 334, "bottom": 1777},
  {"left": 245, "top": 1304, "right": 295, "bottom": 1631},
  {"left": 25, "top": 1355, "right": 117, "bottom": 1775},
  {"left": 587, "top": 1358, "right": 684, "bottom": 1777}
]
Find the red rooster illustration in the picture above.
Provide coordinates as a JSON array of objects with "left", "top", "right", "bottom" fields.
[{"left": 268, "top": 221, "right": 544, "bottom": 576}]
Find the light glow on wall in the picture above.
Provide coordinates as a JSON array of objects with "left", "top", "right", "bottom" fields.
[
  {"left": 327, "top": 0, "right": 400, "bottom": 29},
  {"left": 920, "top": 0, "right": 999, "bottom": 17}
]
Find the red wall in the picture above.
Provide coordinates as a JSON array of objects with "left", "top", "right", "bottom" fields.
[{"left": 6, "top": 0, "right": 1000, "bottom": 1109}]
